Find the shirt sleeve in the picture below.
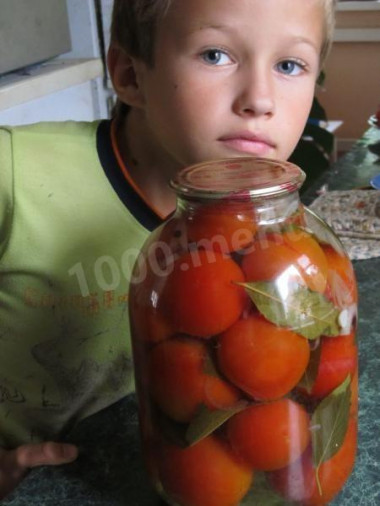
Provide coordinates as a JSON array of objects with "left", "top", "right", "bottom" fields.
[{"left": 0, "top": 127, "right": 14, "bottom": 258}]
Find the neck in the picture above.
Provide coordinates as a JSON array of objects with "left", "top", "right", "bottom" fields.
[{"left": 115, "top": 109, "right": 181, "bottom": 218}]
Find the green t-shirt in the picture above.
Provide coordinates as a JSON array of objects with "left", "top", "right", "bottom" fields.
[{"left": 0, "top": 120, "right": 159, "bottom": 447}]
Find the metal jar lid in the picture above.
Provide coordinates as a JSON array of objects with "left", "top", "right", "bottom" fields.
[{"left": 170, "top": 157, "right": 305, "bottom": 200}]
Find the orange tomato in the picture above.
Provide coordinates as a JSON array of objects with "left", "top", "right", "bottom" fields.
[
  {"left": 159, "top": 250, "right": 246, "bottom": 337},
  {"left": 241, "top": 228, "right": 328, "bottom": 293},
  {"left": 158, "top": 435, "right": 253, "bottom": 506},
  {"left": 129, "top": 247, "right": 174, "bottom": 344},
  {"left": 186, "top": 202, "right": 257, "bottom": 253},
  {"left": 306, "top": 331, "right": 358, "bottom": 399},
  {"left": 269, "top": 416, "right": 357, "bottom": 505},
  {"left": 227, "top": 399, "right": 310, "bottom": 471},
  {"left": 322, "top": 244, "right": 358, "bottom": 306},
  {"left": 218, "top": 314, "right": 310, "bottom": 400},
  {"left": 131, "top": 305, "right": 173, "bottom": 343},
  {"left": 350, "top": 370, "right": 359, "bottom": 417},
  {"left": 148, "top": 336, "right": 240, "bottom": 422}
]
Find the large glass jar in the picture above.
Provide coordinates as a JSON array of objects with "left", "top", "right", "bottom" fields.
[{"left": 129, "top": 157, "right": 358, "bottom": 506}]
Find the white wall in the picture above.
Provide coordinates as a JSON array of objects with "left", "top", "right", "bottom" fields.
[{"left": 0, "top": 0, "right": 111, "bottom": 126}]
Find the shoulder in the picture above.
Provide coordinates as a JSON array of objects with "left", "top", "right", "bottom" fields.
[
  {"left": 5, "top": 120, "right": 103, "bottom": 174},
  {"left": 7, "top": 120, "right": 101, "bottom": 143},
  {"left": 0, "top": 121, "right": 102, "bottom": 160},
  {"left": 0, "top": 121, "right": 102, "bottom": 253}
]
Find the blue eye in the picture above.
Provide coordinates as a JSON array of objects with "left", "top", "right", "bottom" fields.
[
  {"left": 201, "top": 49, "right": 231, "bottom": 66},
  {"left": 276, "top": 60, "right": 305, "bottom": 76}
]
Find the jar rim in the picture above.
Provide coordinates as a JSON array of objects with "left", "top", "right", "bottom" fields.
[{"left": 170, "top": 157, "right": 306, "bottom": 199}]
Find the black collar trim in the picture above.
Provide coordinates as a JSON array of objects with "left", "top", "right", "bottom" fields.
[{"left": 96, "top": 120, "right": 163, "bottom": 232}]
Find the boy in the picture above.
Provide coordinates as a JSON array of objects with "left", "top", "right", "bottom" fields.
[{"left": 0, "top": 0, "right": 336, "bottom": 498}]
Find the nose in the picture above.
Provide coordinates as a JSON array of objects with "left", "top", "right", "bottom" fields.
[{"left": 233, "top": 66, "right": 275, "bottom": 118}]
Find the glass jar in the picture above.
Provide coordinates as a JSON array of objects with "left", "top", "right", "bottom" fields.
[{"left": 129, "top": 157, "right": 358, "bottom": 506}]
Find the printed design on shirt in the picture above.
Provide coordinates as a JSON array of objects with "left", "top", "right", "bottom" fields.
[
  {"left": 31, "top": 340, "right": 132, "bottom": 411},
  {"left": 0, "top": 378, "right": 25, "bottom": 404},
  {"left": 23, "top": 287, "right": 129, "bottom": 315},
  {"left": 29, "top": 311, "right": 133, "bottom": 413}
]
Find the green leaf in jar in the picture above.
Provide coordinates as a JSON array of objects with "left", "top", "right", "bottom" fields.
[
  {"left": 243, "top": 472, "right": 293, "bottom": 505},
  {"left": 311, "top": 375, "right": 351, "bottom": 493},
  {"left": 202, "top": 350, "right": 221, "bottom": 378},
  {"left": 185, "top": 401, "right": 249, "bottom": 447},
  {"left": 238, "top": 281, "right": 340, "bottom": 340},
  {"left": 297, "top": 343, "right": 322, "bottom": 393},
  {"left": 156, "top": 410, "right": 189, "bottom": 448}
]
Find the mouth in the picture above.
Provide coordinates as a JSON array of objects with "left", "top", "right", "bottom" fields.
[{"left": 219, "top": 131, "right": 275, "bottom": 156}]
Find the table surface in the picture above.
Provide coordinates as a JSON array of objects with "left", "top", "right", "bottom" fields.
[{"left": 4, "top": 126, "right": 380, "bottom": 506}]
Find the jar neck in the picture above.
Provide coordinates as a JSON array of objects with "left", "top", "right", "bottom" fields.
[{"left": 175, "top": 190, "right": 302, "bottom": 227}]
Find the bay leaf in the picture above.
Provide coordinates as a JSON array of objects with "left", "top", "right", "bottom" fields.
[
  {"left": 185, "top": 401, "right": 249, "bottom": 446},
  {"left": 243, "top": 472, "right": 293, "bottom": 506},
  {"left": 311, "top": 375, "right": 351, "bottom": 467},
  {"left": 156, "top": 410, "right": 188, "bottom": 448},
  {"left": 298, "top": 344, "right": 322, "bottom": 393},
  {"left": 239, "top": 281, "right": 340, "bottom": 340},
  {"left": 202, "top": 349, "right": 221, "bottom": 378}
]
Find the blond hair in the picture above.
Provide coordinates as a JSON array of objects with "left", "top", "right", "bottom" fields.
[
  {"left": 111, "top": 0, "right": 336, "bottom": 65},
  {"left": 110, "top": 0, "right": 173, "bottom": 66},
  {"left": 320, "top": 0, "right": 337, "bottom": 67}
]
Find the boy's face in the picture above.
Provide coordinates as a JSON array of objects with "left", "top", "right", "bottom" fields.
[{"left": 135, "top": 0, "right": 324, "bottom": 166}]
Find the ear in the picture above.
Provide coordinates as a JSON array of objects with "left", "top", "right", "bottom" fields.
[{"left": 107, "top": 44, "right": 146, "bottom": 109}]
